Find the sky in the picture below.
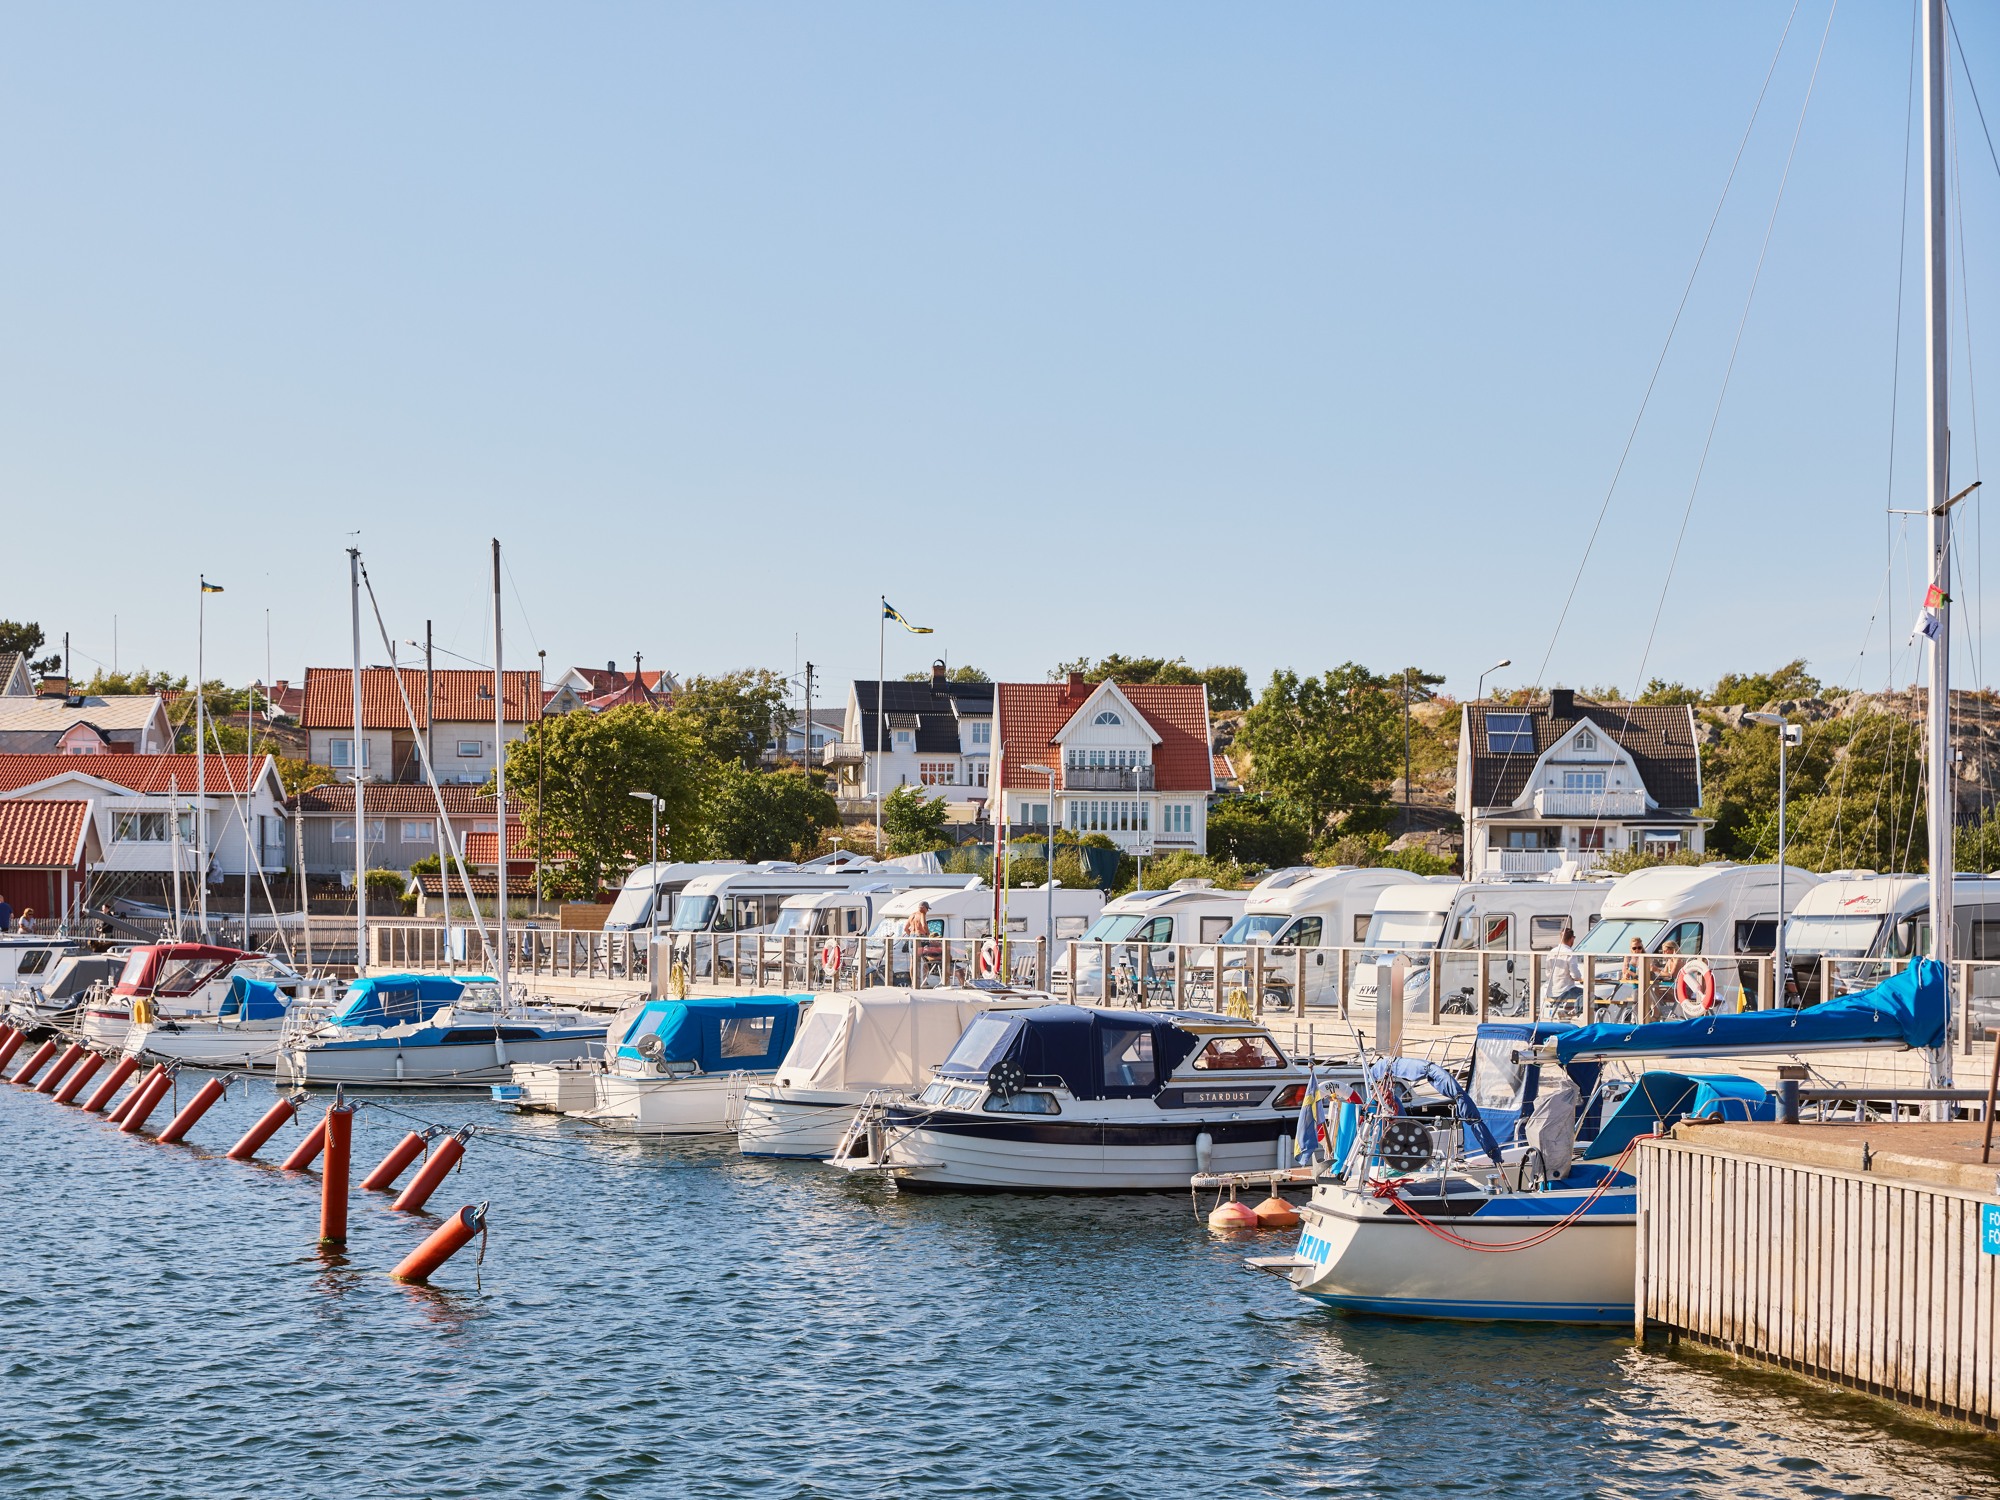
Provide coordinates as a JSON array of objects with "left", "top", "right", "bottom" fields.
[{"left": 2, "top": 2, "right": 1997, "bottom": 709}]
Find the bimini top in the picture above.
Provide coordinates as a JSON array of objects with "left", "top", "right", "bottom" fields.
[
  {"left": 329, "top": 973, "right": 490, "bottom": 1029},
  {"left": 114, "top": 943, "right": 258, "bottom": 997},
  {"left": 615, "top": 996, "right": 804, "bottom": 1073},
  {"left": 935, "top": 1004, "right": 1213, "bottom": 1101},
  {"left": 1555, "top": 957, "right": 1947, "bottom": 1063},
  {"left": 776, "top": 988, "right": 1031, "bottom": 1093}
]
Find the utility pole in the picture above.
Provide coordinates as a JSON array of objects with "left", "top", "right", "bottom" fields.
[
  {"left": 424, "top": 620, "right": 435, "bottom": 773},
  {"left": 1402, "top": 668, "right": 1413, "bottom": 827},
  {"left": 803, "top": 661, "right": 815, "bottom": 773}
]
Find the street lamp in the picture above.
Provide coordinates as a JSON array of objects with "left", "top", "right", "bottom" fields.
[
  {"left": 1476, "top": 657, "right": 1512, "bottom": 705},
  {"left": 629, "top": 790, "right": 663, "bottom": 971},
  {"left": 1747, "top": 712, "right": 1804, "bottom": 1006},
  {"left": 1023, "top": 763, "right": 1057, "bottom": 987}
]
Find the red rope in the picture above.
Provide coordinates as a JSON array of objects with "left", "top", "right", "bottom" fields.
[{"left": 1367, "top": 1135, "right": 1653, "bottom": 1253}]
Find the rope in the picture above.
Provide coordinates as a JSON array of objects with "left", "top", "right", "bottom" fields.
[{"left": 1367, "top": 1134, "right": 1652, "bottom": 1254}]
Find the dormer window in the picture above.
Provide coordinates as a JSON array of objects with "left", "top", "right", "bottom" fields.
[
  {"left": 1574, "top": 729, "right": 1597, "bottom": 752},
  {"left": 1093, "top": 711, "right": 1122, "bottom": 727}
]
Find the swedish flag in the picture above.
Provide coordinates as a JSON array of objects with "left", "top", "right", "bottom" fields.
[{"left": 882, "top": 600, "right": 932, "bottom": 634}]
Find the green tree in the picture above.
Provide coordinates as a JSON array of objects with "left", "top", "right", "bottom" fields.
[
  {"left": 82, "top": 668, "right": 187, "bottom": 695},
  {"left": 0, "top": 621, "right": 60, "bottom": 673},
  {"left": 669, "top": 669, "right": 791, "bottom": 769},
  {"left": 1711, "top": 660, "right": 1823, "bottom": 708},
  {"left": 1198, "top": 665, "right": 1252, "bottom": 711},
  {"left": 902, "top": 664, "right": 990, "bottom": 683},
  {"left": 1637, "top": 677, "right": 1703, "bottom": 706},
  {"left": 503, "top": 702, "right": 715, "bottom": 900},
  {"left": 1237, "top": 665, "right": 1403, "bottom": 835},
  {"left": 709, "top": 766, "right": 840, "bottom": 862},
  {"left": 1049, "top": 655, "right": 1249, "bottom": 708},
  {"left": 278, "top": 757, "right": 335, "bottom": 795},
  {"left": 1207, "top": 798, "right": 1311, "bottom": 868},
  {"left": 880, "top": 784, "right": 951, "bottom": 856}
]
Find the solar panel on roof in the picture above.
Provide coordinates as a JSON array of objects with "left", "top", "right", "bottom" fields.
[{"left": 1486, "top": 713, "right": 1535, "bottom": 754}]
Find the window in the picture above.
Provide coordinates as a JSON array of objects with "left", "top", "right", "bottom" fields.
[
  {"left": 1099, "top": 1027, "right": 1156, "bottom": 1091},
  {"left": 1353, "top": 914, "right": 1372, "bottom": 943},
  {"left": 1577, "top": 827, "right": 1606, "bottom": 851},
  {"left": 719, "top": 1014, "right": 776, "bottom": 1059},
  {"left": 1640, "top": 830, "right": 1683, "bottom": 851},
  {"left": 970, "top": 721, "right": 991, "bottom": 746},
  {"left": 329, "top": 737, "right": 370, "bottom": 769},
  {"left": 400, "top": 820, "right": 435, "bottom": 843},
  {"left": 456, "top": 740, "right": 483, "bottom": 758},
  {"left": 894, "top": 730, "right": 913, "bottom": 749},
  {"left": 1192, "top": 1036, "right": 1285, "bottom": 1070},
  {"left": 918, "top": 761, "right": 956, "bottom": 786},
  {"left": 1069, "top": 800, "right": 1150, "bottom": 832},
  {"left": 474, "top": 821, "right": 497, "bottom": 833},
  {"left": 984, "top": 1091, "right": 1060, "bottom": 1114},
  {"left": 116, "top": 810, "right": 191, "bottom": 843},
  {"left": 1503, "top": 829, "right": 1554, "bottom": 849},
  {"left": 1285, "top": 916, "right": 1324, "bottom": 948},
  {"left": 1661, "top": 920, "right": 1703, "bottom": 954},
  {"left": 1065, "top": 748, "right": 1144, "bottom": 772},
  {"left": 1093, "top": 710, "right": 1122, "bottom": 726},
  {"left": 1164, "top": 804, "right": 1194, "bottom": 834},
  {"left": 1055, "top": 915, "right": 1092, "bottom": 940},
  {"left": 1574, "top": 729, "right": 1597, "bottom": 751},
  {"left": 1735, "top": 919, "right": 1777, "bottom": 955},
  {"left": 1530, "top": 916, "right": 1569, "bottom": 950},
  {"left": 332, "top": 819, "right": 385, "bottom": 844},
  {"left": 1025, "top": 802, "right": 1048, "bottom": 827},
  {"left": 1199, "top": 916, "right": 1234, "bottom": 943},
  {"left": 967, "top": 759, "right": 988, "bottom": 788},
  {"left": 1562, "top": 771, "right": 1606, "bottom": 794},
  {"left": 1486, "top": 712, "right": 1534, "bottom": 754}
]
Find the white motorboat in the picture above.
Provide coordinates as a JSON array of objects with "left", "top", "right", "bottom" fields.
[
  {"left": 123, "top": 973, "right": 334, "bottom": 1073},
  {"left": 77, "top": 943, "right": 306, "bottom": 1052},
  {"left": 580, "top": 996, "right": 805, "bottom": 1135},
  {"left": 737, "top": 985, "right": 1046, "bottom": 1159},
  {"left": 280, "top": 973, "right": 603, "bottom": 1089},
  {"left": 833, "top": 1003, "right": 1349, "bottom": 1191},
  {"left": 495, "top": 1057, "right": 603, "bottom": 1114},
  {"left": 1, "top": 951, "right": 126, "bottom": 1030}
]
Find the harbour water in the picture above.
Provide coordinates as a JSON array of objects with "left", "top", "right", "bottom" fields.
[{"left": 4, "top": 1078, "right": 1998, "bottom": 1499}]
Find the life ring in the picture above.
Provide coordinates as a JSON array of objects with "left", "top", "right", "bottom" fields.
[
  {"left": 1676, "top": 958, "right": 1716, "bottom": 1012},
  {"left": 978, "top": 939, "right": 1001, "bottom": 977},
  {"left": 131, "top": 995, "right": 152, "bottom": 1026},
  {"left": 820, "top": 939, "right": 843, "bottom": 975}
]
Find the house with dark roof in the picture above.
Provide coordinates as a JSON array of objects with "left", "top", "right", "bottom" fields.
[
  {"left": 826, "top": 662, "right": 996, "bottom": 804},
  {"left": 0, "top": 653, "right": 32, "bottom": 698},
  {"left": 300, "top": 667, "right": 542, "bottom": 784},
  {"left": 1455, "top": 688, "right": 1708, "bottom": 878}
]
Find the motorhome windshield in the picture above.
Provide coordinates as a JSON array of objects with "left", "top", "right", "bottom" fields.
[
  {"left": 1783, "top": 913, "right": 1884, "bottom": 956},
  {"left": 1217, "top": 915, "right": 1288, "bottom": 945},
  {"left": 770, "top": 907, "right": 819, "bottom": 937},
  {"left": 1362, "top": 910, "right": 1446, "bottom": 950},
  {"left": 1577, "top": 919, "right": 1663, "bottom": 955},
  {"left": 671, "top": 895, "right": 719, "bottom": 931},
  {"left": 1081, "top": 913, "right": 1148, "bottom": 943},
  {"left": 605, "top": 882, "right": 656, "bottom": 929}
]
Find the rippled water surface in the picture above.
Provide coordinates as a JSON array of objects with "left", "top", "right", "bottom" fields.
[{"left": 4, "top": 1076, "right": 1999, "bottom": 1499}]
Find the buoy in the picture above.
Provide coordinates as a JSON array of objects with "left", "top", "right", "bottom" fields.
[
  {"left": 10, "top": 1039, "right": 59, "bottom": 1087},
  {"left": 52, "top": 1051, "right": 105, "bottom": 1105},
  {"left": 1253, "top": 1194, "right": 1302, "bottom": 1229},
  {"left": 390, "top": 1203, "right": 488, "bottom": 1283},
  {"left": 119, "top": 1066, "right": 176, "bottom": 1135},
  {"left": 227, "top": 1093, "right": 300, "bottom": 1161},
  {"left": 81, "top": 1055, "right": 140, "bottom": 1114},
  {"left": 391, "top": 1126, "right": 472, "bottom": 1213},
  {"left": 0, "top": 1027, "right": 23, "bottom": 1073},
  {"left": 320, "top": 1100, "right": 354, "bottom": 1245},
  {"left": 279, "top": 1115, "right": 330, "bottom": 1172},
  {"left": 155, "top": 1075, "right": 230, "bottom": 1144},
  {"left": 33, "top": 1043, "right": 88, "bottom": 1095},
  {"left": 107, "top": 1063, "right": 166, "bottom": 1124},
  {"left": 360, "top": 1129, "right": 433, "bottom": 1193}
]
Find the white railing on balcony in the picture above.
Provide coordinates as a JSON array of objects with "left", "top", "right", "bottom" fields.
[
  {"left": 1063, "top": 766, "right": 1155, "bottom": 791},
  {"left": 1489, "top": 849, "right": 1607, "bottom": 876},
  {"left": 1529, "top": 787, "right": 1647, "bottom": 817}
]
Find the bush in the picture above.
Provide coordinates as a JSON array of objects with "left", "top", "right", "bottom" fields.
[
  {"left": 1600, "top": 846, "right": 1710, "bottom": 875},
  {"left": 1131, "top": 850, "right": 1258, "bottom": 892},
  {"left": 1207, "top": 798, "right": 1311, "bottom": 868},
  {"left": 881, "top": 785, "right": 951, "bottom": 856}
]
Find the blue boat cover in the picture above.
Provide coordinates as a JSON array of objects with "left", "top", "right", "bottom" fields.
[
  {"left": 616, "top": 996, "right": 804, "bottom": 1072},
  {"left": 218, "top": 975, "right": 290, "bottom": 1021},
  {"left": 1463, "top": 1022, "right": 1603, "bottom": 1153},
  {"left": 329, "top": 974, "right": 488, "bottom": 1028},
  {"left": 1583, "top": 1070, "right": 1773, "bottom": 1159},
  {"left": 935, "top": 1005, "right": 1206, "bottom": 1101},
  {"left": 1555, "top": 957, "right": 1947, "bottom": 1063}
]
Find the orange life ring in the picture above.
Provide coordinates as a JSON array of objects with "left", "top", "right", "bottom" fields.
[
  {"left": 978, "top": 939, "right": 1001, "bottom": 976},
  {"left": 1676, "top": 959, "right": 1716, "bottom": 1011},
  {"left": 819, "top": 939, "right": 842, "bottom": 974}
]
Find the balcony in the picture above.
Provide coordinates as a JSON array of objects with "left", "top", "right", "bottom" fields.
[
  {"left": 1530, "top": 787, "right": 1646, "bottom": 818},
  {"left": 1064, "top": 765, "right": 1155, "bottom": 792},
  {"left": 1489, "top": 849, "right": 1607, "bottom": 877},
  {"left": 820, "top": 741, "right": 866, "bottom": 767}
]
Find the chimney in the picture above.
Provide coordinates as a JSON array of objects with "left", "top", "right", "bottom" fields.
[
  {"left": 1550, "top": 687, "right": 1575, "bottom": 719},
  {"left": 606, "top": 659, "right": 617, "bottom": 675},
  {"left": 931, "top": 659, "right": 947, "bottom": 692},
  {"left": 1067, "top": 671, "right": 1084, "bottom": 691}
]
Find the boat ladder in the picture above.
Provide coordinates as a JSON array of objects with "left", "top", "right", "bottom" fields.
[{"left": 833, "top": 1089, "right": 892, "bottom": 1164}]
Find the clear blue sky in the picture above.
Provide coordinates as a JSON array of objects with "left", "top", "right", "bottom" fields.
[{"left": 3, "top": 2, "right": 1996, "bottom": 706}]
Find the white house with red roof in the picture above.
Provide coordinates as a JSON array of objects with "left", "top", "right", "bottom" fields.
[
  {"left": 994, "top": 675, "right": 1215, "bottom": 855},
  {"left": 300, "top": 667, "right": 542, "bottom": 784}
]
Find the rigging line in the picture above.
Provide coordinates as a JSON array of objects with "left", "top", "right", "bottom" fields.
[
  {"left": 1885, "top": 0, "right": 1921, "bottom": 698},
  {"left": 1526, "top": 0, "right": 1806, "bottom": 696},
  {"left": 499, "top": 551, "right": 543, "bottom": 662},
  {"left": 1950, "top": 4, "right": 2000, "bottom": 189},
  {"left": 1629, "top": 0, "right": 1840, "bottom": 699},
  {"left": 1949, "top": 54, "right": 1990, "bottom": 836}
]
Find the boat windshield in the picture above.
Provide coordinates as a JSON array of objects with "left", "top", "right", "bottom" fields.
[
  {"left": 605, "top": 882, "right": 656, "bottom": 929},
  {"left": 940, "top": 1013, "right": 1016, "bottom": 1074},
  {"left": 1362, "top": 910, "right": 1446, "bottom": 950},
  {"left": 1216, "top": 914, "right": 1288, "bottom": 946},
  {"left": 1783, "top": 913, "right": 1884, "bottom": 957},
  {"left": 671, "top": 895, "right": 719, "bottom": 931},
  {"left": 1576, "top": 919, "right": 1665, "bottom": 955},
  {"left": 784, "top": 1005, "right": 846, "bottom": 1075},
  {"left": 1080, "top": 913, "right": 1148, "bottom": 943}
]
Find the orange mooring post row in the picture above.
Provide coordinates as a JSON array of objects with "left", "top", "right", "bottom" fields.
[
  {"left": 361, "top": 1129, "right": 434, "bottom": 1193},
  {"left": 227, "top": 1094, "right": 301, "bottom": 1162},
  {"left": 33, "top": 1042, "right": 88, "bottom": 1096},
  {"left": 119, "top": 1067, "right": 176, "bottom": 1135},
  {"left": 319, "top": 1101, "right": 354, "bottom": 1246},
  {"left": 107, "top": 1063, "right": 167, "bottom": 1124},
  {"left": 52, "top": 1051, "right": 105, "bottom": 1105},
  {"left": 391, "top": 1126, "right": 473, "bottom": 1214},
  {"left": 0, "top": 1027, "right": 24, "bottom": 1074},
  {"left": 11, "top": 1039, "right": 59, "bottom": 1087},
  {"left": 280, "top": 1114, "right": 330, "bottom": 1172},
  {"left": 391, "top": 1203, "right": 488, "bottom": 1283},
  {"left": 156, "top": 1075, "right": 231, "bottom": 1145},
  {"left": 82, "top": 1055, "right": 141, "bottom": 1114}
]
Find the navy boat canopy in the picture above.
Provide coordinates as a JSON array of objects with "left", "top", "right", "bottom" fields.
[
  {"left": 329, "top": 974, "right": 488, "bottom": 1028},
  {"left": 1555, "top": 958, "right": 1946, "bottom": 1063},
  {"left": 616, "top": 996, "right": 804, "bottom": 1072},
  {"left": 936, "top": 1004, "right": 1205, "bottom": 1101}
]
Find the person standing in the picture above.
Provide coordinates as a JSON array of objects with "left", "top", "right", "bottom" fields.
[
  {"left": 0, "top": 895, "right": 12, "bottom": 932},
  {"left": 1545, "top": 926, "right": 1582, "bottom": 1009}
]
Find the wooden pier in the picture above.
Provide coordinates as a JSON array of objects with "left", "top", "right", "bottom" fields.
[{"left": 1636, "top": 1121, "right": 2000, "bottom": 1432}]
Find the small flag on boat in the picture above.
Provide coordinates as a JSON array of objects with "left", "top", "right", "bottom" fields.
[
  {"left": 200, "top": 578, "right": 225, "bottom": 594},
  {"left": 1294, "top": 1065, "right": 1319, "bottom": 1161},
  {"left": 1926, "top": 583, "right": 1950, "bottom": 609},
  {"left": 1912, "top": 608, "right": 1942, "bottom": 643},
  {"left": 882, "top": 600, "right": 932, "bottom": 634}
]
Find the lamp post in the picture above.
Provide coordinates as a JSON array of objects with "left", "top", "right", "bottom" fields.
[
  {"left": 1747, "top": 712, "right": 1803, "bottom": 1004},
  {"left": 1023, "top": 763, "right": 1057, "bottom": 984},
  {"left": 1475, "top": 657, "right": 1512, "bottom": 706},
  {"left": 629, "top": 791, "right": 662, "bottom": 970}
]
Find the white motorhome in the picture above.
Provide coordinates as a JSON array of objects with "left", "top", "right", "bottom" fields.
[
  {"left": 756, "top": 885, "right": 990, "bottom": 986},
  {"left": 863, "top": 884, "right": 1106, "bottom": 987},
  {"left": 1350, "top": 877, "right": 1611, "bottom": 1016},
  {"left": 1203, "top": 866, "right": 1415, "bottom": 1009},
  {"left": 664, "top": 866, "right": 980, "bottom": 980},
  {"left": 1051, "top": 880, "right": 1248, "bottom": 1001},
  {"left": 1784, "top": 872, "right": 2000, "bottom": 1012},
  {"left": 1575, "top": 861, "right": 1822, "bottom": 1015},
  {"left": 603, "top": 861, "right": 751, "bottom": 932}
]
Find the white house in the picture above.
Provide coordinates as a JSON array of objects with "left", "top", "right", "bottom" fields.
[
  {"left": 1456, "top": 688, "right": 1709, "bottom": 878},
  {"left": 825, "top": 663, "right": 995, "bottom": 803},
  {"left": 301, "top": 667, "right": 541, "bottom": 784}
]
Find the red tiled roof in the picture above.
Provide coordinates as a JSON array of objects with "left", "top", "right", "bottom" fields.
[
  {"left": 571, "top": 667, "right": 670, "bottom": 697},
  {"left": 291, "top": 783, "right": 496, "bottom": 816},
  {"left": 0, "top": 799, "right": 93, "bottom": 868},
  {"left": 1212, "top": 752, "right": 1237, "bottom": 782},
  {"left": 411, "top": 871, "right": 536, "bottom": 899},
  {"left": 300, "top": 668, "right": 543, "bottom": 730},
  {"left": 464, "top": 821, "right": 565, "bottom": 865},
  {"left": 584, "top": 681, "right": 661, "bottom": 711},
  {"left": 265, "top": 680, "right": 306, "bottom": 718},
  {"left": 995, "top": 680, "right": 1213, "bottom": 792},
  {"left": 0, "top": 753, "right": 271, "bottom": 797}
]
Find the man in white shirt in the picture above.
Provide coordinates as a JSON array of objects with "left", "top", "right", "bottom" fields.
[{"left": 1545, "top": 927, "right": 1583, "bottom": 1009}]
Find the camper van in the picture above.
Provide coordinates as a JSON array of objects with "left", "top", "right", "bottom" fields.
[
  {"left": 863, "top": 884, "right": 1106, "bottom": 987},
  {"left": 754, "top": 885, "right": 1005, "bottom": 986},
  {"left": 1349, "top": 877, "right": 1611, "bottom": 1015},
  {"left": 1050, "top": 880, "right": 1248, "bottom": 1001},
  {"left": 665, "top": 866, "right": 980, "bottom": 979},
  {"left": 1202, "top": 866, "right": 1415, "bottom": 1009},
  {"left": 1784, "top": 872, "right": 2000, "bottom": 1014},
  {"left": 603, "top": 861, "right": 751, "bottom": 933},
  {"left": 1575, "top": 861, "right": 1822, "bottom": 1016}
]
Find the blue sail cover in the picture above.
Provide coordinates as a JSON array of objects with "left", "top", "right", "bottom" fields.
[
  {"left": 1556, "top": 957, "right": 1947, "bottom": 1063},
  {"left": 218, "top": 976, "right": 290, "bottom": 1021},
  {"left": 616, "top": 997, "right": 804, "bottom": 1072},
  {"left": 329, "top": 974, "right": 487, "bottom": 1028}
]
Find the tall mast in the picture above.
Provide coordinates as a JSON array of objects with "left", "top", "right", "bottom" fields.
[
  {"left": 494, "top": 538, "right": 510, "bottom": 1001},
  {"left": 197, "top": 577, "right": 208, "bottom": 940},
  {"left": 1921, "top": 0, "right": 1953, "bottom": 1087},
  {"left": 349, "top": 548, "right": 367, "bottom": 975}
]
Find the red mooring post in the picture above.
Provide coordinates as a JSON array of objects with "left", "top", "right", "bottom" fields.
[
  {"left": 119, "top": 1067, "right": 176, "bottom": 1135},
  {"left": 361, "top": 1130, "right": 433, "bottom": 1193},
  {"left": 319, "top": 1101, "right": 354, "bottom": 1245},
  {"left": 227, "top": 1093, "right": 301, "bottom": 1161},
  {"left": 391, "top": 1127, "right": 472, "bottom": 1213},
  {"left": 10, "top": 1039, "right": 59, "bottom": 1087},
  {"left": 390, "top": 1204, "right": 488, "bottom": 1282},
  {"left": 107, "top": 1063, "right": 166, "bottom": 1123},
  {"left": 82, "top": 1055, "right": 141, "bottom": 1114},
  {"left": 156, "top": 1075, "right": 231, "bottom": 1145},
  {"left": 52, "top": 1051, "right": 105, "bottom": 1105},
  {"left": 280, "top": 1114, "right": 330, "bottom": 1172},
  {"left": 0, "top": 1027, "right": 24, "bottom": 1074},
  {"left": 34, "top": 1043, "right": 88, "bottom": 1095}
]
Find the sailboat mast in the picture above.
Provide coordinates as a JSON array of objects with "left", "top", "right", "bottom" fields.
[
  {"left": 1921, "top": 0, "right": 1954, "bottom": 1085},
  {"left": 197, "top": 578, "right": 208, "bottom": 941},
  {"left": 350, "top": 548, "right": 367, "bottom": 976},
  {"left": 494, "top": 538, "right": 510, "bottom": 1001}
]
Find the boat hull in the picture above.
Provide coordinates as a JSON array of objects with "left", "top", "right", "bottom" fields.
[
  {"left": 875, "top": 1110, "right": 1298, "bottom": 1192},
  {"left": 286, "top": 1031, "right": 600, "bottom": 1089},
  {"left": 124, "top": 1021, "right": 285, "bottom": 1072},
  {"left": 737, "top": 1087, "right": 869, "bottom": 1158},
  {"left": 502, "top": 1061, "right": 601, "bottom": 1114},
  {"left": 586, "top": 1071, "right": 768, "bottom": 1135}
]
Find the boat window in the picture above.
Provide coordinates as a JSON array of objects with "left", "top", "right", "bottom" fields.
[
  {"left": 984, "top": 1091, "right": 1060, "bottom": 1114},
  {"left": 116, "top": 951, "right": 154, "bottom": 989},
  {"left": 16, "top": 949, "right": 55, "bottom": 975},
  {"left": 1191, "top": 1035, "right": 1284, "bottom": 1070},
  {"left": 1080, "top": 914, "right": 1147, "bottom": 943},
  {"left": 917, "top": 1080, "right": 951, "bottom": 1105},
  {"left": 153, "top": 960, "right": 227, "bottom": 995},
  {"left": 719, "top": 1015, "right": 777, "bottom": 1059},
  {"left": 1530, "top": 916, "right": 1568, "bottom": 950},
  {"left": 941, "top": 1014, "right": 1016, "bottom": 1073},
  {"left": 945, "top": 1085, "right": 983, "bottom": 1110},
  {"left": 1469, "top": 1037, "right": 1527, "bottom": 1113},
  {"left": 786, "top": 1007, "right": 845, "bottom": 1074},
  {"left": 1575, "top": 919, "right": 1664, "bottom": 955},
  {"left": 1099, "top": 1027, "right": 1157, "bottom": 1091},
  {"left": 1279, "top": 916, "right": 1323, "bottom": 948},
  {"left": 1363, "top": 910, "right": 1447, "bottom": 950},
  {"left": 1218, "top": 914, "right": 1288, "bottom": 946},
  {"left": 671, "top": 895, "right": 719, "bottom": 931}
]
